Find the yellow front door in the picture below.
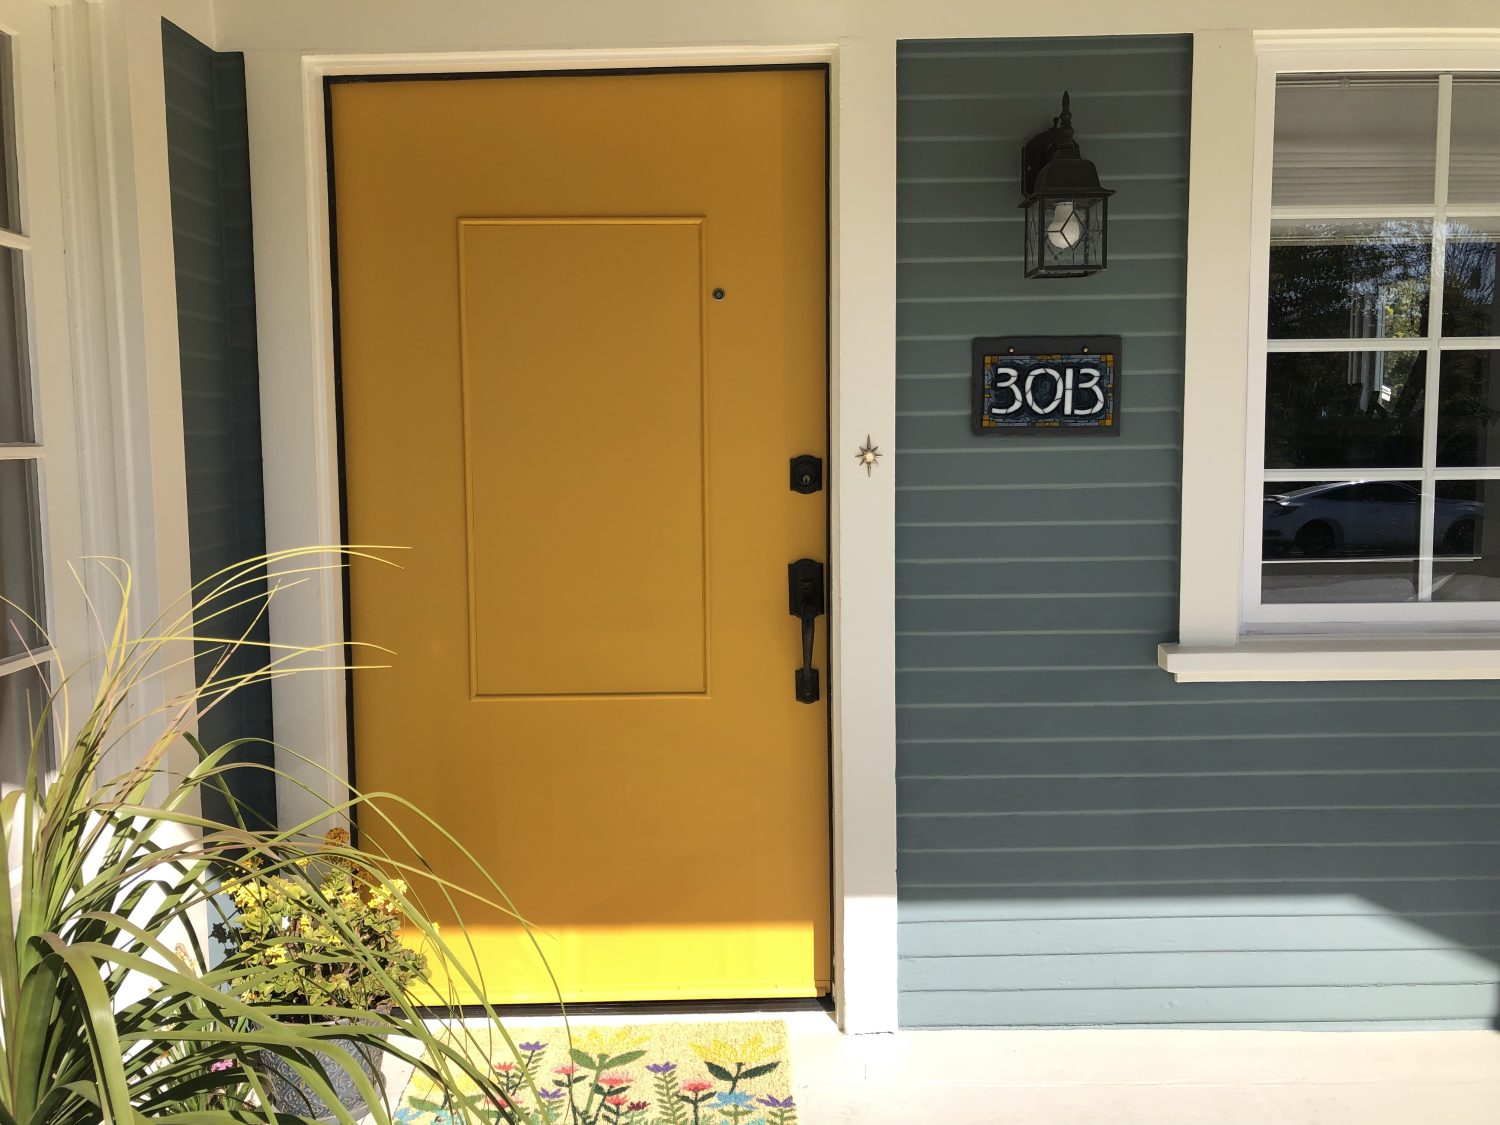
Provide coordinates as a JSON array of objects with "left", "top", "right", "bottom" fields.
[{"left": 329, "top": 69, "right": 830, "bottom": 1004}]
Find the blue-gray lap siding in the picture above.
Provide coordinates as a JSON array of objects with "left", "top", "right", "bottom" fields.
[
  {"left": 162, "top": 22, "right": 276, "bottom": 829},
  {"left": 895, "top": 35, "right": 1500, "bottom": 1029}
]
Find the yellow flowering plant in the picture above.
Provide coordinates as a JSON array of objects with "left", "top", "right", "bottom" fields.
[{"left": 212, "top": 829, "right": 428, "bottom": 1014}]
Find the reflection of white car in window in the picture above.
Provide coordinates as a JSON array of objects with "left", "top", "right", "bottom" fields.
[{"left": 1263, "top": 481, "right": 1483, "bottom": 558}]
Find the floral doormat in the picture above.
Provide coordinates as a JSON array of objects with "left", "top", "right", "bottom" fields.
[{"left": 394, "top": 1020, "right": 797, "bottom": 1125}]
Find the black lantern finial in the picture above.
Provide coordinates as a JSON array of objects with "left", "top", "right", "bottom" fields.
[{"left": 1019, "top": 92, "right": 1114, "bottom": 279}]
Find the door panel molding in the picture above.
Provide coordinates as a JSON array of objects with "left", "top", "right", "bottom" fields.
[{"left": 457, "top": 217, "right": 710, "bottom": 700}]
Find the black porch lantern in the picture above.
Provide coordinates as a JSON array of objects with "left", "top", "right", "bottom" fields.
[{"left": 1019, "top": 92, "right": 1114, "bottom": 279}]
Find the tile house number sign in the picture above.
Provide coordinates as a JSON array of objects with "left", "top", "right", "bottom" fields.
[{"left": 971, "top": 336, "right": 1121, "bottom": 435}]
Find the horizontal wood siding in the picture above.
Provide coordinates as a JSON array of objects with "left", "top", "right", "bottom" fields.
[{"left": 895, "top": 35, "right": 1500, "bottom": 1029}]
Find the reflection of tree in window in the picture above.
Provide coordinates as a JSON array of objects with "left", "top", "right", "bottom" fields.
[
  {"left": 1264, "top": 351, "right": 1425, "bottom": 470},
  {"left": 1268, "top": 220, "right": 1429, "bottom": 339},
  {"left": 1436, "top": 230, "right": 1500, "bottom": 467},
  {"left": 1436, "top": 351, "right": 1500, "bottom": 466},
  {"left": 1443, "top": 228, "right": 1499, "bottom": 337}
]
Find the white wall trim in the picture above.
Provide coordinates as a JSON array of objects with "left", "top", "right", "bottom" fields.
[
  {"left": 299, "top": 44, "right": 839, "bottom": 73},
  {"left": 1160, "top": 633, "right": 1500, "bottom": 681},
  {"left": 249, "top": 41, "right": 899, "bottom": 1034},
  {"left": 825, "top": 36, "right": 899, "bottom": 1036},
  {"left": 1174, "top": 29, "right": 1258, "bottom": 647},
  {"left": 1172, "top": 30, "right": 1500, "bottom": 678},
  {"left": 1254, "top": 29, "right": 1500, "bottom": 52}
]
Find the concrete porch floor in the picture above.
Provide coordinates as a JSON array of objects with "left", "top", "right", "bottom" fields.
[
  {"left": 786, "top": 1019, "right": 1500, "bottom": 1123},
  {"left": 380, "top": 1011, "right": 1500, "bottom": 1124}
]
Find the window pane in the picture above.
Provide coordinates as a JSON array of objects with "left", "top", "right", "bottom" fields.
[
  {"left": 1443, "top": 219, "right": 1500, "bottom": 338},
  {"left": 1433, "top": 480, "right": 1500, "bottom": 601},
  {"left": 1262, "top": 478, "right": 1421, "bottom": 603},
  {"left": 0, "top": 666, "right": 49, "bottom": 795},
  {"left": 0, "top": 248, "right": 29, "bottom": 444},
  {"left": 1264, "top": 350, "right": 1425, "bottom": 470},
  {"left": 1268, "top": 219, "right": 1430, "bottom": 339},
  {"left": 1449, "top": 75, "right": 1500, "bottom": 207},
  {"left": 1436, "top": 350, "right": 1500, "bottom": 466},
  {"left": 1273, "top": 75, "right": 1438, "bottom": 208},
  {"left": 0, "top": 458, "right": 43, "bottom": 658}
]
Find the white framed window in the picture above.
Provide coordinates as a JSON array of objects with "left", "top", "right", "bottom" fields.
[
  {"left": 1245, "top": 71, "right": 1500, "bottom": 629},
  {"left": 0, "top": 0, "right": 83, "bottom": 786},
  {"left": 1162, "top": 33, "right": 1500, "bottom": 681}
]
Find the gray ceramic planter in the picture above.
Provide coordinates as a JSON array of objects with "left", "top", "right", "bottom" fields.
[{"left": 257, "top": 1031, "right": 384, "bottom": 1122}]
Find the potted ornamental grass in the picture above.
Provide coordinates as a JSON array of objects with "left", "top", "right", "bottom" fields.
[{"left": 0, "top": 550, "right": 556, "bottom": 1124}]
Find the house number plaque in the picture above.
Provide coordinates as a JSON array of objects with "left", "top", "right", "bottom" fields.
[{"left": 971, "top": 336, "right": 1121, "bottom": 436}]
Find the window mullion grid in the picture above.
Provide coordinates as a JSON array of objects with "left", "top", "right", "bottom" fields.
[
  {"left": 1417, "top": 74, "right": 1454, "bottom": 602},
  {"left": 0, "top": 651, "right": 54, "bottom": 714},
  {"left": 0, "top": 650, "right": 52, "bottom": 681},
  {"left": 1257, "top": 72, "right": 1476, "bottom": 619}
]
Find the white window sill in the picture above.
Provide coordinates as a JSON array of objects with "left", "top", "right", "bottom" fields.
[{"left": 1158, "top": 635, "right": 1500, "bottom": 682}]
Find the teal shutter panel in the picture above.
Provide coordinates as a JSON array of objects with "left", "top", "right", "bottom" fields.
[
  {"left": 896, "top": 34, "right": 1500, "bottom": 1029},
  {"left": 162, "top": 20, "right": 277, "bottom": 830}
]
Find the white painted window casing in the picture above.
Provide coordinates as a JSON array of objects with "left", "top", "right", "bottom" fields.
[{"left": 1163, "top": 33, "right": 1500, "bottom": 682}]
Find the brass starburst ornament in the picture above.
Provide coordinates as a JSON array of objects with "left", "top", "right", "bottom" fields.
[{"left": 856, "top": 435, "right": 883, "bottom": 477}]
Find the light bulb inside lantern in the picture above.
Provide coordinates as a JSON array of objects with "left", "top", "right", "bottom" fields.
[{"left": 1045, "top": 202, "right": 1081, "bottom": 250}]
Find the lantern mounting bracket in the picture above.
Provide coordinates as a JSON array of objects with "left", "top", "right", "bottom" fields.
[{"left": 1020, "top": 90, "right": 1080, "bottom": 197}]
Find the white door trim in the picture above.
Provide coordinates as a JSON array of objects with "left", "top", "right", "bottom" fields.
[{"left": 252, "top": 42, "right": 898, "bottom": 1033}]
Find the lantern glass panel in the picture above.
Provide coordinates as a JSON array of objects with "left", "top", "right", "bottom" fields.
[
  {"left": 1024, "top": 193, "right": 1043, "bottom": 276},
  {"left": 1026, "top": 193, "right": 1107, "bottom": 278}
]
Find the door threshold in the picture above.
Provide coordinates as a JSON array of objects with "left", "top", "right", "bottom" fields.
[{"left": 419, "top": 995, "right": 835, "bottom": 1022}]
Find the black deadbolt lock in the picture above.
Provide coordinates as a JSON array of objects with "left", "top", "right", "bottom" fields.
[{"left": 790, "top": 454, "right": 823, "bottom": 495}]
